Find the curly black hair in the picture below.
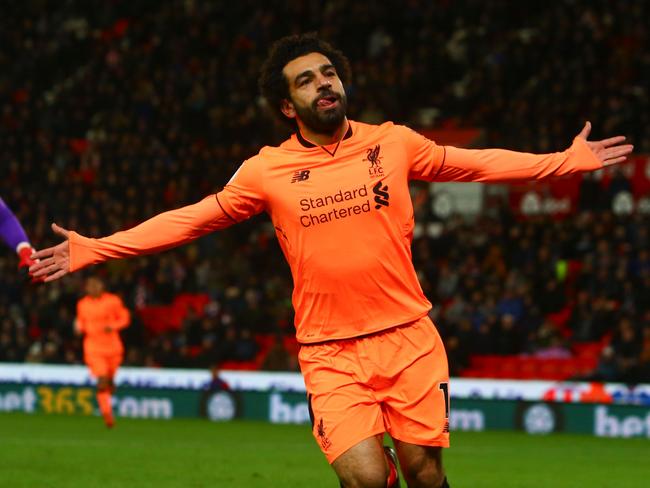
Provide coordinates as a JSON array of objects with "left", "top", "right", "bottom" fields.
[{"left": 258, "top": 33, "right": 352, "bottom": 129}]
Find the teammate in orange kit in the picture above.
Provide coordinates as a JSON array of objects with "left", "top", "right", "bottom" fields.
[
  {"left": 31, "top": 34, "right": 633, "bottom": 487},
  {"left": 76, "top": 276, "right": 130, "bottom": 428}
]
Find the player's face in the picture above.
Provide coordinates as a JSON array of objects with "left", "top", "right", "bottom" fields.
[
  {"left": 86, "top": 278, "right": 104, "bottom": 297},
  {"left": 282, "top": 52, "right": 347, "bottom": 134}
]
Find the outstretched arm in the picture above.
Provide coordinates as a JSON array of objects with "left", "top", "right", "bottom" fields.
[
  {"left": 440, "top": 122, "right": 633, "bottom": 182},
  {"left": 30, "top": 152, "right": 266, "bottom": 283},
  {"left": 110, "top": 296, "right": 131, "bottom": 331},
  {"left": 408, "top": 122, "right": 634, "bottom": 182},
  {"left": 30, "top": 195, "right": 234, "bottom": 282}
]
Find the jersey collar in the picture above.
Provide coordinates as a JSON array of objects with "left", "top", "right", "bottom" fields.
[{"left": 295, "top": 122, "right": 353, "bottom": 157}]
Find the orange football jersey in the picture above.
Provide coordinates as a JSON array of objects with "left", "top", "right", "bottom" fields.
[
  {"left": 76, "top": 292, "right": 130, "bottom": 355},
  {"left": 68, "top": 120, "right": 600, "bottom": 343}
]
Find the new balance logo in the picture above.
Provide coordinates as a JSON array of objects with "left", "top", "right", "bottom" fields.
[
  {"left": 291, "top": 170, "right": 310, "bottom": 183},
  {"left": 373, "top": 181, "right": 389, "bottom": 209}
]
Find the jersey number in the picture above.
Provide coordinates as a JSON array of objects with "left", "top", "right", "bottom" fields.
[{"left": 439, "top": 382, "right": 450, "bottom": 419}]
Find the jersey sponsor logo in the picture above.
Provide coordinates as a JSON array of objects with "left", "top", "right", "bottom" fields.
[
  {"left": 373, "top": 181, "right": 389, "bottom": 209},
  {"left": 364, "top": 145, "right": 384, "bottom": 178},
  {"left": 299, "top": 184, "right": 368, "bottom": 211},
  {"left": 299, "top": 184, "right": 371, "bottom": 228},
  {"left": 297, "top": 181, "right": 390, "bottom": 228},
  {"left": 291, "top": 169, "right": 311, "bottom": 183}
]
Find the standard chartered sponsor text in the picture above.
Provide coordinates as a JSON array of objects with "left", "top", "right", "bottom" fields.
[{"left": 299, "top": 184, "right": 371, "bottom": 227}]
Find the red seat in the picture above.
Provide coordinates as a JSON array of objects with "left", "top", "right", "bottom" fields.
[
  {"left": 283, "top": 336, "right": 300, "bottom": 354},
  {"left": 557, "top": 360, "right": 578, "bottom": 380},
  {"left": 573, "top": 342, "right": 603, "bottom": 359},
  {"left": 469, "top": 355, "right": 501, "bottom": 369},
  {"left": 519, "top": 358, "right": 540, "bottom": 379},
  {"left": 138, "top": 293, "right": 211, "bottom": 334},
  {"left": 575, "top": 356, "right": 597, "bottom": 375},
  {"left": 546, "top": 306, "right": 572, "bottom": 329},
  {"left": 497, "top": 357, "right": 521, "bottom": 378},
  {"left": 538, "top": 359, "right": 559, "bottom": 379},
  {"left": 255, "top": 334, "right": 275, "bottom": 350}
]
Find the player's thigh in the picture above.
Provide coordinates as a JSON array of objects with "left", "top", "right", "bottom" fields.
[
  {"left": 383, "top": 317, "right": 450, "bottom": 448},
  {"left": 332, "top": 434, "right": 388, "bottom": 488},
  {"left": 305, "top": 376, "right": 385, "bottom": 464},
  {"left": 106, "top": 354, "right": 123, "bottom": 378},
  {"left": 85, "top": 355, "right": 108, "bottom": 379},
  {"left": 300, "top": 342, "right": 385, "bottom": 464},
  {"left": 392, "top": 440, "right": 445, "bottom": 487}
]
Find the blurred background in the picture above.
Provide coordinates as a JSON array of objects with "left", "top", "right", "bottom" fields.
[{"left": 1, "top": 0, "right": 649, "bottom": 383}]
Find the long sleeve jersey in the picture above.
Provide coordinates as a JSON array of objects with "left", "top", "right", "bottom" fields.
[
  {"left": 76, "top": 292, "right": 130, "bottom": 355},
  {"left": 67, "top": 120, "right": 601, "bottom": 343}
]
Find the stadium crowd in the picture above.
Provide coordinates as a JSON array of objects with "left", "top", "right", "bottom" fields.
[{"left": 1, "top": 0, "right": 649, "bottom": 382}]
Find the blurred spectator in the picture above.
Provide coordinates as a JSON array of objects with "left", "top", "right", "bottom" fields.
[
  {"left": 638, "top": 325, "right": 650, "bottom": 381},
  {"left": 568, "top": 290, "right": 597, "bottom": 342},
  {"left": 495, "top": 314, "right": 521, "bottom": 356},
  {"left": 610, "top": 317, "right": 642, "bottom": 382},
  {"left": 232, "top": 328, "right": 259, "bottom": 362},
  {"left": 193, "top": 335, "right": 221, "bottom": 369},
  {"left": 586, "top": 346, "right": 619, "bottom": 383},
  {"left": 154, "top": 336, "right": 186, "bottom": 368},
  {"left": 532, "top": 325, "right": 572, "bottom": 360}
]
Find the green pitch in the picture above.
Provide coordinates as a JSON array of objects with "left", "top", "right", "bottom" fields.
[{"left": 0, "top": 413, "right": 646, "bottom": 487}]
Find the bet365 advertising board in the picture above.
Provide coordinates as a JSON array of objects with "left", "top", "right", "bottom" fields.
[{"left": 1, "top": 382, "right": 649, "bottom": 439}]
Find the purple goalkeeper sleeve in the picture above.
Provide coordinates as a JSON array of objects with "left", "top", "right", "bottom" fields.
[{"left": 0, "top": 196, "right": 31, "bottom": 252}]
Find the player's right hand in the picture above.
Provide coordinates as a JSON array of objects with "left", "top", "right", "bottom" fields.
[{"left": 29, "top": 223, "right": 71, "bottom": 282}]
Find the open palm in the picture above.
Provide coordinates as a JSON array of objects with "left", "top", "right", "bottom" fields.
[
  {"left": 578, "top": 121, "right": 633, "bottom": 167},
  {"left": 29, "top": 223, "right": 71, "bottom": 282}
]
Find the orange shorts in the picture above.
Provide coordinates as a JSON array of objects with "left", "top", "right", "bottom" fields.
[
  {"left": 299, "top": 315, "right": 450, "bottom": 463},
  {"left": 85, "top": 353, "right": 122, "bottom": 379}
]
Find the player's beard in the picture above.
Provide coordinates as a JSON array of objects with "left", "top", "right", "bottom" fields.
[{"left": 293, "top": 90, "right": 348, "bottom": 135}]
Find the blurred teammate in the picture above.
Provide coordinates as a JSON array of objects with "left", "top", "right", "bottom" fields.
[
  {"left": 0, "top": 196, "right": 37, "bottom": 276},
  {"left": 76, "top": 276, "right": 130, "bottom": 428},
  {"left": 31, "top": 34, "right": 633, "bottom": 487}
]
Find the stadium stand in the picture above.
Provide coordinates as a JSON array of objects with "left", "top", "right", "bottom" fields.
[{"left": 1, "top": 1, "right": 648, "bottom": 381}]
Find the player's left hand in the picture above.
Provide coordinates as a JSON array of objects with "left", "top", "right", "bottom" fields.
[{"left": 577, "top": 121, "right": 634, "bottom": 167}]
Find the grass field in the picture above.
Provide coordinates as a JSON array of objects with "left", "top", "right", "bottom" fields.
[{"left": 0, "top": 413, "right": 647, "bottom": 487}]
